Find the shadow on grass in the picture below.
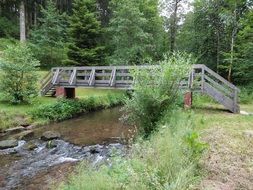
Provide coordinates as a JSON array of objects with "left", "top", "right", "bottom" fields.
[{"left": 192, "top": 105, "right": 231, "bottom": 114}]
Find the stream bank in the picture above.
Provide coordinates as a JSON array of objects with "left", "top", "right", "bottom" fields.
[{"left": 0, "top": 107, "right": 135, "bottom": 190}]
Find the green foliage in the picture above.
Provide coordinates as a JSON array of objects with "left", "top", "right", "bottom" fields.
[
  {"left": 66, "top": 0, "right": 105, "bottom": 66},
  {"left": 58, "top": 110, "right": 204, "bottom": 190},
  {"left": 0, "top": 38, "right": 18, "bottom": 52},
  {"left": 233, "top": 10, "right": 253, "bottom": 84},
  {"left": 177, "top": 0, "right": 252, "bottom": 83},
  {"left": 29, "top": 0, "right": 68, "bottom": 67},
  {"left": 123, "top": 53, "right": 193, "bottom": 137},
  {"left": 107, "top": 0, "right": 166, "bottom": 65},
  {"left": 0, "top": 111, "right": 19, "bottom": 132},
  {"left": 0, "top": 17, "right": 19, "bottom": 38},
  {"left": 31, "top": 93, "right": 124, "bottom": 121},
  {"left": 0, "top": 44, "right": 39, "bottom": 104},
  {"left": 239, "top": 84, "right": 253, "bottom": 104}
]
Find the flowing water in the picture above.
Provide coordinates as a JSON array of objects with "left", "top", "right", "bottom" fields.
[{"left": 0, "top": 107, "right": 134, "bottom": 190}]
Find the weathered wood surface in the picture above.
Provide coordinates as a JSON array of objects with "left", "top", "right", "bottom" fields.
[{"left": 41, "top": 64, "right": 240, "bottom": 113}]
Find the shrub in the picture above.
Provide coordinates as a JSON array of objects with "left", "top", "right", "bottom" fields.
[
  {"left": 31, "top": 94, "right": 125, "bottom": 121},
  {"left": 123, "top": 52, "right": 193, "bottom": 137},
  {"left": 239, "top": 84, "right": 253, "bottom": 104},
  {"left": 57, "top": 110, "right": 205, "bottom": 190},
  {"left": 0, "top": 44, "right": 39, "bottom": 104}
]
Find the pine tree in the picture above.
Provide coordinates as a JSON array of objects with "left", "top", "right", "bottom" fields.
[
  {"left": 29, "top": 0, "right": 68, "bottom": 66},
  {"left": 67, "top": 0, "right": 105, "bottom": 66}
]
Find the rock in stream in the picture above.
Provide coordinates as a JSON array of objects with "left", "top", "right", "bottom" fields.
[
  {"left": 0, "top": 140, "right": 18, "bottom": 150},
  {"left": 41, "top": 131, "right": 61, "bottom": 141}
]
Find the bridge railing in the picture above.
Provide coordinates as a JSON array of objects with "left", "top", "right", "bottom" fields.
[
  {"left": 41, "top": 64, "right": 240, "bottom": 113},
  {"left": 49, "top": 65, "right": 158, "bottom": 89},
  {"left": 191, "top": 64, "right": 240, "bottom": 113}
]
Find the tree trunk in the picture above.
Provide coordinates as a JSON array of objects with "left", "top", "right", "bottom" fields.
[
  {"left": 169, "top": 0, "right": 180, "bottom": 53},
  {"left": 227, "top": 6, "right": 238, "bottom": 82},
  {"left": 34, "top": 2, "right": 37, "bottom": 26},
  {"left": 216, "top": 30, "right": 220, "bottom": 74},
  {"left": 20, "top": 0, "right": 26, "bottom": 42},
  {"left": 228, "top": 29, "right": 236, "bottom": 82},
  {"left": 170, "top": 0, "right": 178, "bottom": 52}
]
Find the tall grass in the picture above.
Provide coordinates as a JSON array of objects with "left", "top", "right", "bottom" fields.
[{"left": 57, "top": 110, "right": 205, "bottom": 190}]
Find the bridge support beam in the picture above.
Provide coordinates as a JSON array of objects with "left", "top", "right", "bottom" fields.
[
  {"left": 56, "top": 87, "right": 75, "bottom": 99},
  {"left": 184, "top": 91, "right": 192, "bottom": 109}
]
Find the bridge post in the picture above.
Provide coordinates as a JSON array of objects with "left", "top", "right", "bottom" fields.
[
  {"left": 184, "top": 91, "right": 192, "bottom": 109},
  {"left": 55, "top": 87, "right": 76, "bottom": 99}
]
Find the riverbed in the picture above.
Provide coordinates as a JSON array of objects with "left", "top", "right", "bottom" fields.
[{"left": 0, "top": 107, "right": 134, "bottom": 190}]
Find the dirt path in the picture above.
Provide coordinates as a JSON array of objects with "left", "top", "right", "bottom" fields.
[{"left": 196, "top": 105, "right": 253, "bottom": 190}]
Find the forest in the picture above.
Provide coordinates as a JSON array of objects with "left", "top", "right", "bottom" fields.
[{"left": 0, "top": 0, "right": 252, "bottom": 84}]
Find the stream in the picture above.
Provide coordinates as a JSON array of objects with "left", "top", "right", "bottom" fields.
[{"left": 0, "top": 107, "right": 134, "bottom": 190}]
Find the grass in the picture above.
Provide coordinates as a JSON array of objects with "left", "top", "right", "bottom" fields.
[
  {"left": 191, "top": 95, "right": 253, "bottom": 189},
  {"left": 57, "top": 109, "right": 204, "bottom": 190},
  {"left": 56, "top": 94, "right": 253, "bottom": 190},
  {"left": 0, "top": 89, "right": 124, "bottom": 115},
  {"left": 0, "top": 69, "right": 125, "bottom": 130}
]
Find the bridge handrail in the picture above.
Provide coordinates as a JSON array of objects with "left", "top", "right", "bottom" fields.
[
  {"left": 51, "top": 65, "right": 159, "bottom": 71},
  {"left": 41, "top": 71, "right": 53, "bottom": 89},
  {"left": 193, "top": 64, "right": 240, "bottom": 92}
]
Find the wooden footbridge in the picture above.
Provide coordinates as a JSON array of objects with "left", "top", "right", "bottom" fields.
[{"left": 41, "top": 64, "right": 240, "bottom": 113}]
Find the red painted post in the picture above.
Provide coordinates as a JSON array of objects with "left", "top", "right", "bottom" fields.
[
  {"left": 184, "top": 91, "right": 192, "bottom": 109},
  {"left": 55, "top": 87, "right": 66, "bottom": 98}
]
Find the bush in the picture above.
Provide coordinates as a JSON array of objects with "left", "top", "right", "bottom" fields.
[
  {"left": 0, "top": 44, "right": 39, "bottom": 104},
  {"left": 123, "top": 52, "right": 193, "bottom": 137},
  {"left": 239, "top": 84, "right": 253, "bottom": 104},
  {"left": 0, "top": 38, "right": 18, "bottom": 52},
  {"left": 57, "top": 110, "right": 205, "bottom": 190},
  {"left": 31, "top": 94, "right": 125, "bottom": 121}
]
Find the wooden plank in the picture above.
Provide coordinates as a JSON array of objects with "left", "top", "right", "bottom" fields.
[
  {"left": 69, "top": 68, "right": 77, "bottom": 85},
  {"left": 51, "top": 65, "right": 157, "bottom": 72},
  {"left": 115, "top": 80, "right": 133, "bottom": 84},
  {"left": 204, "top": 75, "right": 234, "bottom": 97},
  {"left": 89, "top": 68, "right": 95, "bottom": 86},
  {"left": 110, "top": 67, "right": 116, "bottom": 87},
  {"left": 201, "top": 67, "right": 204, "bottom": 92},
  {"left": 94, "top": 80, "right": 111, "bottom": 84},
  {"left": 203, "top": 65, "right": 239, "bottom": 91},
  {"left": 204, "top": 82, "right": 234, "bottom": 112},
  {"left": 52, "top": 68, "right": 60, "bottom": 85},
  {"left": 233, "top": 89, "right": 239, "bottom": 113}
]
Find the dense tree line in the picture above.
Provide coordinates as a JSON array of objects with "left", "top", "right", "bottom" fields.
[
  {"left": 177, "top": 0, "right": 253, "bottom": 84},
  {"left": 0, "top": 0, "right": 252, "bottom": 84}
]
